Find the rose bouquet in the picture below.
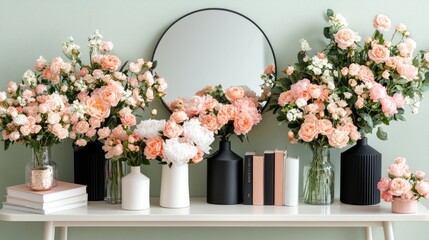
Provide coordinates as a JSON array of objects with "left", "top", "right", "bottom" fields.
[
  {"left": 377, "top": 157, "right": 429, "bottom": 213},
  {"left": 266, "top": 9, "right": 429, "bottom": 204},
  {"left": 24, "top": 30, "right": 167, "bottom": 148},
  {"left": 169, "top": 85, "right": 262, "bottom": 141}
]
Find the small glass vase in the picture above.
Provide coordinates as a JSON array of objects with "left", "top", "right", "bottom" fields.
[
  {"left": 25, "top": 146, "right": 57, "bottom": 191},
  {"left": 303, "top": 145, "right": 334, "bottom": 205},
  {"left": 104, "top": 159, "right": 128, "bottom": 204}
]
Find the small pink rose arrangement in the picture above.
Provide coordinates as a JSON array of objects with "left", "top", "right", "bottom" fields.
[
  {"left": 377, "top": 157, "right": 429, "bottom": 202},
  {"left": 101, "top": 116, "right": 215, "bottom": 167},
  {"left": 267, "top": 9, "right": 429, "bottom": 147},
  {"left": 169, "top": 85, "right": 262, "bottom": 141}
]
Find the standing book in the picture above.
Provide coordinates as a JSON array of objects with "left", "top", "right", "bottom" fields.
[
  {"left": 6, "top": 181, "right": 87, "bottom": 202},
  {"left": 243, "top": 152, "right": 255, "bottom": 205},
  {"left": 252, "top": 155, "right": 264, "bottom": 206},
  {"left": 274, "top": 149, "right": 286, "bottom": 206},
  {"left": 263, "top": 150, "right": 275, "bottom": 205}
]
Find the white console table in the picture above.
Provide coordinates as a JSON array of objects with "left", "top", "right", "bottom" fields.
[{"left": 1, "top": 198, "right": 429, "bottom": 240}]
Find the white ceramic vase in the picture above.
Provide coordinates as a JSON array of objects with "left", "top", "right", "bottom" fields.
[
  {"left": 160, "top": 164, "right": 190, "bottom": 208},
  {"left": 121, "top": 166, "right": 150, "bottom": 210}
]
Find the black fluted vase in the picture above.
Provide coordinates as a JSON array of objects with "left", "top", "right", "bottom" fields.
[
  {"left": 73, "top": 141, "right": 106, "bottom": 201},
  {"left": 340, "top": 137, "right": 381, "bottom": 205},
  {"left": 207, "top": 141, "right": 243, "bottom": 204}
]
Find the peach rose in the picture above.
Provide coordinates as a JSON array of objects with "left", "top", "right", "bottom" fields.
[
  {"left": 348, "top": 64, "right": 360, "bottom": 76},
  {"left": 101, "top": 55, "right": 121, "bottom": 71},
  {"left": 191, "top": 150, "right": 204, "bottom": 164},
  {"left": 98, "top": 82, "right": 123, "bottom": 107},
  {"left": 97, "top": 127, "right": 111, "bottom": 139},
  {"left": 381, "top": 191, "right": 393, "bottom": 202},
  {"left": 334, "top": 28, "right": 360, "bottom": 50},
  {"left": 233, "top": 114, "right": 254, "bottom": 135},
  {"left": 392, "top": 93, "right": 405, "bottom": 109},
  {"left": 373, "top": 14, "right": 391, "bottom": 31},
  {"left": 357, "top": 66, "right": 375, "bottom": 83},
  {"left": 368, "top": 44, "right": 390, "bottom": 64},
  {"left": 73, "top": 120, "right": 90, "bottom": 134},
  {"left": 298, "top": 122, "right": 318, "bottom": 142},
  {"left": 286, "top": 66, "right": 295, "bottom": 75},
  {"left": 34, "top": 57, "right": 46, "bottom": 71},
  {"left": 380, "top": 97, "right": 398, "bottom": 115},
  {"left": 225, "top": 86, "right": 245, "bottom": 101},
  {"left": 278, "top": 91, "right": 293, "bottom": 106},
  {"left": 119, "top": 108, "right": 136, "bottom": 127},
  {"left": 75, "top": 138, "right": 87, "bottom": 147},
  {"left": 199, "top": 114, "right": 219, "bottom": 132},
  {"left": 163, "top": 120, "right": 183, "bottom": 139},
  {"left": 218, "top": 104, "right": 236, "bottom": 121},
  {"left": 328, "top": 128, "right": 349, "bottom": 148},
  {"left": 287, "top": 130, "right": 298, "bottom": 144},
  {"left": 86, "top": 97, "right": 110, "bottom": 120},
  {"left": 170, "top": 111, "right": 188, "bottom": 123},
  {"left": 111, "top": 125, "right": 128, "bottom": 141},
  {"left": 341, "top": 67, "right": 348, "bottom": 76},
  {"left": 264, "top": 63, "right": 275, "bottom": 75},
  {"left": 317, "top": 119, "right": 333, "bottom": 135},
  {"left": 389, "top": 178, "right": 411, "bottom": 196},
  {"left": 144, "top": 137, "right": 163, "bottom": 160}
]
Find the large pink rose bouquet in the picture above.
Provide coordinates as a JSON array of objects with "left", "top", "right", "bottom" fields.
[
  {"left": 267, "top": 9, "right": 429, "bottom": 146},
  {"left": 35, "top": 30, "right": 167, "bottom": 148},
  {"left": 169, "top": 85, "right": 262, "bottom": 142},
  {"left": 378, "top": 157, "right": 429, "bottom": 202},
  {"left": 0, "top": 81, "right": 70, "bottom": 163}
]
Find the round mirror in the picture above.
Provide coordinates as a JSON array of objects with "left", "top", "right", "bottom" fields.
[{"left": 152, "top": 8, "right": 276, "bottom": 110}]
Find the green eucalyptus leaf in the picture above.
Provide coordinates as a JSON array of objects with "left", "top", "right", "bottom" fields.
[
  {"left": 151, "top": 60, "right": 158, "bottom": 69},
  {"left": 297, "top": 51, "right": 307, "bottom": 64},
  {"left": 323, "top": 27, "right": 331, "bottom": 39},
  {"left": 376, "top": 127, "right": 388, "bottom": 140},
  {"left": 327, "top": 9, "right": 334, "bottom": 17}
]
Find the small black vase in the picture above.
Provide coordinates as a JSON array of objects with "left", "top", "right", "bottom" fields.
[
  {"left": 73, "top": 141, "right": 106, "bottom": 201},
  {"left": 207, "top": 141, "right": 243, "bottom": 204},
  {"left": 340, "top": 137, "right": 381, "bottom": 205}
]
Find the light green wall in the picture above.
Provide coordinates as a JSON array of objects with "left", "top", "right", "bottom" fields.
[{"left": 1, "top": 0, "right": 429, "bottom": 239}]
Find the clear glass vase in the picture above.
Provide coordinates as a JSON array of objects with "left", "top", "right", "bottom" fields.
[
  {"left": 25, "top": 146, "right": 57, "bottom": 191},
  {"left": 303, "top": 145, "right": 334, "bottom": 205},
  {"left": 104, "top": 159, "right": 128, "bottom": 204}
]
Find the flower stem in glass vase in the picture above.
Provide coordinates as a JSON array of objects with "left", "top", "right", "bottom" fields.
[
  {"left": 104, "top": 159, "right": 127, "bottom": 204},
  {"left": 303, "top": 145, "right": 334, "bottom": 205}
]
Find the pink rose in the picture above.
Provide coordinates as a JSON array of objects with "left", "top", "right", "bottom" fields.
[
  {"left": 97, "top": 127, "right": 111, "bottom": 139},
  {"left": 396, "top": 63, "right": 418, "bottom": 81},
  {"left": 7, "top": 81, "right": 18, "bottom": 93},
  {"left": 127, "top": 144, "right": 139, "bottom": 152},
  {"left": 101, "top": 55, "right": 121, "bottom": 71},
  {"left": 119, "top": 108, "right": 136, "bottom": 127},
  {"left": 341, "top": 67, "right": 348, "bottom": 76},
  {"left": 377, "top": 177, "right": 391, "bottom": 192},
  {"left": 47, "top": 113, "right": 61, "bottom": 125},
  {"left": 128, "top": 133, "right": 140, "bottom": 144},
  {"left": 415, "top": 171, "right": 426, "bottom": 179},
  {"left": 397, "top": 38, "right": 416, "bottom": 58},
  {"left": 416, "top": 179, "right": 429, "bottom": 198},
  {"left": 98, "top": 81, "right": 123, "bottom": 107},
  {"left": 388, "top": 163, "right": 409, "bottom": 178},
  {"left": 328, "top": 128, "right": 349, "bottom": 148},
  {"left": 264, "top": 63, "right": 275, "bottom": 75},
  {"left": 380, "top": 97, "right": 398, "bottom": 115},
  {"left": 146, "top": 88, "right": 154, "bottom": 101},
  {"left": 369, "top": 83, "right": 387, "bottom": 102},
  {"left": 334, "top": 28, "right": 360, "bottom": 50},
  {"left": 373, "top": 14, "right": 391, "bottom": 31},
  {"left": 85, "top": 128, "right": 97, "bottom": 138},
  {"left": 144, "top": 137, "right": 163, "bottom": 160},
  {"left": 357, "top": 66, "right": 375, "bottom": 83},
  {"left": 141, "top": 71, "right": 154, "bottom": 85},
  {"left": 298, "top": 122, "right": 318, "bottom": 142},
  {"left": 34, "top": 57, "right": 46, "bottom": 71},
  {"left": 389, "top": 178, "right": 411, "bottom": 196},
  {"left": 233, "top": 114, "right": 254, "bottom": 135},
  {"left": 73, "top": 120, "right": 90, "bottom": 134},
  {"left": 101, "top": 41, "right": 113, "bottom": 52},
  {"left": 368, "top": 44, "right": 390, "bottom": 64},
  {"left": 111, "top": 125, "right": 128, "bottom": 141},
  {"left": 89, "top": 117, "right": 102, "bottom": 128},
  {"left": 278, "top": 91, "right": 293, "bottom": 106},
  {"left": 288, "top": 130, "right": 298, "bottom": 144},
  {"left": 349, "top": 131, "right": 361, "bottom": 142},
  {"left": 381, "top": 191, "right": 393, "bottom": 202},
  {"left": 316, "top": 119, "right": 333, "bottom": 135},
  {"left": 392, "top": 93, "right": 405, "bottom": 109},
  {"left": 8, "top": 131, "right": 20, "bottom": 141},
  {"left": 156, "top": 78, "right": 168, "bottom": 93},
  {"left": 111, "top": 144, "right": 123, "bottom": 157},
  {"left": 348, "top": 64, "right": 360, "bottom": 76},
  {"left": 396, "top": 23, "right": 407, "bottom": 33},
  {"left": 424, "top": 52, "right": 429, "bottom": 62},
  {"left": 225, "top": 87, "right": 245, "bottom": 101},
  {"left": 75, "top": 139, "right": 87, "bottom": 147},
  {"left": 163, "top": 120, "right": 183, "bottom": 139}
]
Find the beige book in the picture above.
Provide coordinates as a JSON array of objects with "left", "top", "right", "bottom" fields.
[{"left": 252, "top": 155, "right": 264, "bottom": 206}]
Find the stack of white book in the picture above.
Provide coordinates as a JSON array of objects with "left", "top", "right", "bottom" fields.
[{"left": 2, "top": 181, "right": 87, "bottom": 214}]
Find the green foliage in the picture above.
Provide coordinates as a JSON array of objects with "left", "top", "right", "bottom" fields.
[{"left": 376, "top": 127, "right": 388, "bottom": 140}]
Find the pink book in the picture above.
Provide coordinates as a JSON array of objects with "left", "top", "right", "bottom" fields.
[
  {"left": 274, "top": 150, "right": 286, "bottom": 206},
  {"left": 252, "top": 156, "right": 264, "bottom": 206},
  {"left": 6, "top": 181, "right": 87, "bottom": 203}
]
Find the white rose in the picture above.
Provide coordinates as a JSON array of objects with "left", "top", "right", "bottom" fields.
[{"left": 295, "top": 98, "right": 307, "bottom": 108}]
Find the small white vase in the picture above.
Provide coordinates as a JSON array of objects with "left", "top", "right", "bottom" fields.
[
  {"left": 160, "top": 164, "right": 190, "bottom": 208},
  {"left": 121, "top": 166, "right": 150, "bottom": 210}
]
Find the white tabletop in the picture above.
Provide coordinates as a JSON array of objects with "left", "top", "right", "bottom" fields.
[{"left": 1, "top": 198, "right": 429, "bottom": 225}]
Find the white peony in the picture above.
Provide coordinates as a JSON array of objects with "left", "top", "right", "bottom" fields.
[
  {"left": 183, "top": 118, "right": 214, "bottom": 154},
  {"left": 134, "top": 119, "right": 165, "bottom": 139},
  {"left": 163, "top": 138, "right": 198, "bottom": 165}
]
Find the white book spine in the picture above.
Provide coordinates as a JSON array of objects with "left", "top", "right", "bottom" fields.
[{"left": 284, "top": 156, "right": 299, "bottom": 206}]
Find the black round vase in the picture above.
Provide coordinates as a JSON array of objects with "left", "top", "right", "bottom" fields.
[
  {"left": 73, "top": 141, "right": 106, "bottom": 201},
  {"left": 340, "top": 137, "right": 381, "bottom": 205},
  {"left": 207, "top": 141, "right": 243, "bottom": 204}
]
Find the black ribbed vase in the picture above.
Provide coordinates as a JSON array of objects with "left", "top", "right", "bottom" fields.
[
  {"left": 207, "top": 141, "right": 243, "bottom": 205},
  {"left": 73, "top": 141, "right": 106, "bottom": 201},
  {"left": 340, "top": 137, "right": 381, "bottom": 205}
]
